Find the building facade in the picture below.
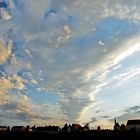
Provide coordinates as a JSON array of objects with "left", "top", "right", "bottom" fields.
[{"left": 126, "top": 120, "right": 140, "bottom": 131}]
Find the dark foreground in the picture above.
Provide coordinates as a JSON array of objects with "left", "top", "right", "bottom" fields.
[{"left": 0, "top": 130, "right": 140, "bottom": 140}]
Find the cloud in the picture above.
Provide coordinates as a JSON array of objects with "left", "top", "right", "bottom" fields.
[
  {"left": 57, "top": 25, "right": 71, "bottom": 44},
  {"left": 108, "top": 106, "right": 140, "bottom": 125},
  {"left": 114, "top": 67, "right": 140, "bottom": 87},
  {"left": 127, "top": 106, "right": 140, "bottom": 112},
  {"left": 0, "top": 94, "right": 67, "bottom": 126},
  {"left": 113, "top": 41, "right": 140, "bottom": 65},
  {"left": 0, "top": 1, "right": 12, "bottom": 20},
  {"left": 25, "top": 49, "right": 32, "bottom": 58},
  {"left": 10, "top": 54, "right": 18, "bottom": 64},
  {"left": 11, "top": 74, "right": 24, "bottom": 90},
  {"left": 88, "top": 117, "right": 97, "bottom": 124},
  {"left": 0, "top": 95, "right": 38, "bottom": 123},
  {"left": 27, "top": 27, "right": 140, "bottom": 124},
  {"left": 101, "top": 115, "right": 110, "bottom": 119},
  {"left": 0, "top": 77, "right": 13, "bottom": 104},
  {"left": 0, "top": 73, "right": 25, "bottom": 104},
  {"left": 0, "top": 40, "right": 12, "bottom": 64}
]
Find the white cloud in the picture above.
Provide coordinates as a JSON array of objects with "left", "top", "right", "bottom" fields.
[
  {"left": 0, "top": 77, "right": 13, "bottom": 104},
  {"left": 57, "top": 25, "right": 71, "bottom": 44},
  {"left": 29, "top": 35, "right": 140, "bottom": 123},
  {"left": 63, "top": 25, "right": 71, "bottom": 34},
  {"left": 0, "top": 8, "right": 11, "bottom": 20},
  {"left": 11, "top": 74, "right": 24, "bottom": 90},
  {"left": 10, "top": 54, "right": 18, "bottom": 65},
  {"left": 114, "top": 42, "right": 140, "bottom": 65},
  {"left": 25, "top": 49, "right": 32, "bottom": 58},
  {"left": 98, "top": 40, "right": 105, "bottom": 46},
  {"left": 30, "top": 79, "right": 37, "bottom": 85},
  {"left": 72, "top": 35, "right": 140, "bottom": 123},
  {"left": 0, "top": 74, "right": 25, "bottom": 104},
  {"left": 114, "top": 67, "right": 140, "bottom": 87}
]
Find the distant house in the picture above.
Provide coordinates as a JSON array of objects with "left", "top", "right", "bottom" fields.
[
  {"left": 72, "top": 124, "right": 82, "bottom": 131},
  {"left": 62, "top": 123, "right": 82, "bottom": 132},
  {"left": 72, "top": 124, "right": 82, "bottom": 130},
  {"left": 12, "top": 126, "right": 26, "bottom": 132},
  {"left": 26, "top": 125, "right": 32, "bottom": 132},
  {"left": 126, "top": 120, "right": 140, "bottom": 131},
  {"left": 67, "top": 124, "right": 72, "bottom": 132},
  {"left": 0, "top": 126, "right": 7, "bottom": 131}
]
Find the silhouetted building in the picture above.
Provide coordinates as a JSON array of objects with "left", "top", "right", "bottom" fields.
[
  {"left": 84, "top": 123, "right": 90, "bottom": 131},
  {"left": 0, "top": 126, "right": 7, "bottom": 131},
  {"left": 120, "top": 124, "right": 126, "bottom": 131},
  {"left": 72, "top": 124, "right": 82, "bottom": 131},
  {"left": 67, "top": 124, "right": 72, "bottom": 132},
  {"left": 26, "top": 125, "right": 32, "bottom": 132},
  {"left": 62, "top": 123, "right": 84, "bottom": 132},
  {"left": 126, "top": 119, "right": 140, "bottom": 131},
  {"left": 62, "top": 123, "right": 68, "bottom": 132},
  {"left": 12, "top": 126, "right": 26, "bottom": 132},
  {"left": 31, "top": 125, "right": 36, "bottom": 132},
  {"left": 97, "top": 125, "right": 101, "bottom": 131},
  {"left": 36, "top": 126, "right": 47, "bottom": 132},
  {"left": 35, "top": 126, "right": 60, "bottom": 134},
  {"left": 113, "top": 118, "right": 120, "bottom": 130}
]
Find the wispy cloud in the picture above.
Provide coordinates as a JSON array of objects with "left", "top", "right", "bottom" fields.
[{"left": 114, "top": 67, "right": 140, "bottom": 87}]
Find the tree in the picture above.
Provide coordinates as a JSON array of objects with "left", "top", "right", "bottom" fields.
[
  {"left": 97, "top": 126, "right": 101, "bottom": 131},
  {"left": 62, "top": 123, "right": 68, "bottom": 132},
  {"left": 120, "top": 124, "right": 126, "bottom": 131},
  {"left": 7, "top": 126, "right": 10, "bottom": 131},
  {"left": 84, "top": 123, "right": 90, "bottom": 131}
]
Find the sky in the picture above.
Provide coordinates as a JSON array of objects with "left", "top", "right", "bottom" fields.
[{"left": 0, "top": 0, "right": 140, "bottom": 129}]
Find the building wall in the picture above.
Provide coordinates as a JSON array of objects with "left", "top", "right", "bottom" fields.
[
  {"left": 127, "top": 125, "right": 140, "bottom": 131},
  {"left": 0, "top": 128, "right": 7, "bottom": 131}
]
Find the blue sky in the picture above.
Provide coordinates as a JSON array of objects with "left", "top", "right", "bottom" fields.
[{"left": 1, "top": 0, "right": 140, "bottom": 129}]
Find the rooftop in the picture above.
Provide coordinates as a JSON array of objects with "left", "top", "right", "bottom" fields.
[{"left": 127, "top": 120, "right": 140, "bottom": 125}]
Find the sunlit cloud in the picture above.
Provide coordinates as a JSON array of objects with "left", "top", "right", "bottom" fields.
[
  {"left": 114, "top": 41, "right": 140, "bottom": 65},
  {"left": 0, "top": 40, "right": 12, "bottom": 64}
]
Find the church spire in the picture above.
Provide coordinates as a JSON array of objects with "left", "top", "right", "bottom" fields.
[{"left": 114, "top": 118, "right": 117, "bottom": 124}]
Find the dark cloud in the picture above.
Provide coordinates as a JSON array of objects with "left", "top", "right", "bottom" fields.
[
  {"left": 1, "top": 102, "right": 17, "bottom": 111},
  {"left": 88, "top": 117, "right": 97, "bottom": 124},
  {"left": 60, "top": 97, "right": 92, "bottom": 122},
  {"left": 125, "top": 105, "right": 140, "bottom": 113},
  {"left": 101, "top": 115, "right": 110, "bottom": 119}
]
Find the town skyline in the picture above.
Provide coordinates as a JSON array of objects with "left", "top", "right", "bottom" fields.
[{"left": 1, "top": 118, "right": 140, "bottom": 132}]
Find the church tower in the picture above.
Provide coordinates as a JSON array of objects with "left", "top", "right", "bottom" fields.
[
  {"left": 113, "top": 118, "right": 120, "bottom": 130},
  {"left": 114, "top": 118, "right": 117, "bottom": 124}
]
